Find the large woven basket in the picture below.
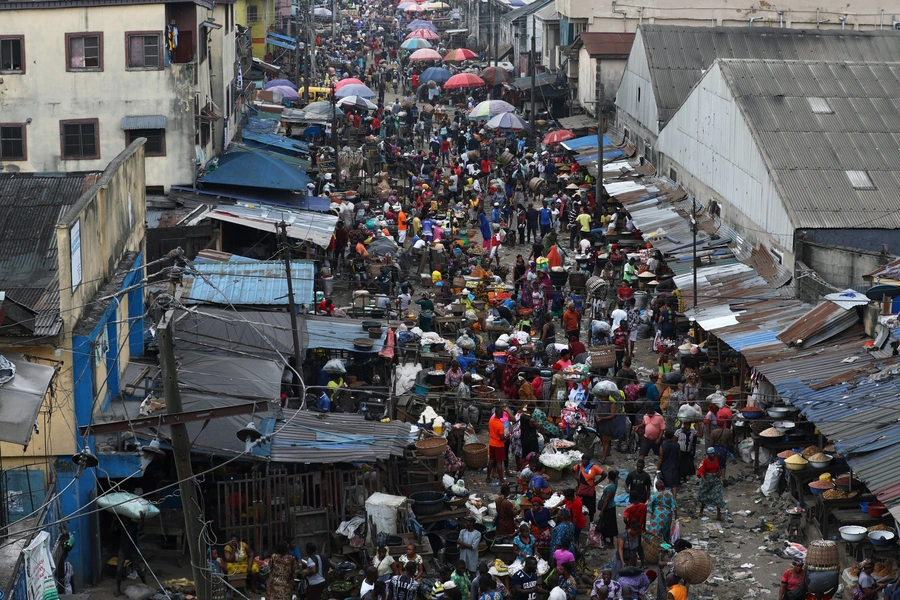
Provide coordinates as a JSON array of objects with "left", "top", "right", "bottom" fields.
[
  {"left": 806, "top": 540, "right": 839, "bottom": 568},
  {"left": 589, "top": 347, "right": 616, "bottom": 370},
  {"left": 674, "top": 549, "right": 713, "bottom": 585},
  {"left": 642, "top": 534, "right": 664, "bottom": 564},
  {"left": 463, "top": 443, "right": 489, "bottom": 469},
  {"left": 416, "top": 437, "right": 448, "bottom": 457}
]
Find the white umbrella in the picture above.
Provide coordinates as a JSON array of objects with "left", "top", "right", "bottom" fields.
[
  {"left": 337, "top": 95, "right": 378, "bottom": 110},
  {"left": 313, "top": 7, "right": 332, "bottom": 16}
]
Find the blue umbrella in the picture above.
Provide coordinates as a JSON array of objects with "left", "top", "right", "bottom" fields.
[
  {"left": 264, "top": 78, "right": 299, "bottom": 91},
  {"left": 334, "top": 83, "right": 377, "bottom": 100},
  {"left": 335, "top": 83, "right": 376, "bottom": 99},
  {"left": 401, "top": 37, "right": 433, "bottom": 50},
  {"left": 407, "top": 19, "right": 438, "bottom": 31},
  {"left": 420, "top": 66, "right": 453, "bottom": 84}
]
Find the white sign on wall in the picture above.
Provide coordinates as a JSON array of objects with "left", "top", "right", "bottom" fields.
[{"left": 71, "top": 220, "right": 82, "bottom": 293}]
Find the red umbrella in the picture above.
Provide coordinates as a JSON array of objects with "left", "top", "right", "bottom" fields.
[
  {"left": 443, "top": 48, "right": 478, "bottom": 61},
  {"left": 334, "top": 78, "right": 364, "bottom": 90},
  {"left": 406, "top": 28, "right": 440, "bottom": 40},
  {"left": 480, "top": 66, "right": 512, "bottom": 85},
  {"left": 543, "top": 129, "right": 576, "bottom": 144},
  {"left": 443, "top": 73, "right": 486, "bottom": 89},
  {"left": 409, "top": 48, "right": 443, "bottom": 61}
]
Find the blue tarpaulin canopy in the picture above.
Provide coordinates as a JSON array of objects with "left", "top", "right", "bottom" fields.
[
  {"left": 201, "top": 150, "right": 313, "bottom": 191},
  {"left": 241, "top": 130, "right": 310, "bottom": 157},
  {"left": 561, "top": 135, "right": 612, "bottom": 152},
  {"left": 266, "top": 33, "right": 297, "bottom": 50}
]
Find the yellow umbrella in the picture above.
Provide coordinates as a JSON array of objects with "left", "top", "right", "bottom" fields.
[{"left": 424, "top": 2, "right": 450, "bottom": 8}]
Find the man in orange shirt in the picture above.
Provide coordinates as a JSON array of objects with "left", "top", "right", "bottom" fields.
[
  {"left": 397, "top": 209, "right": 408, "bottom": 245},
  {"left": 572, "top": 453, "right": 605, "bottom": 522},
  {"left": 562, "top": 301, "right": 581, "bottom": 341},
  {"left": 717, "top": 399, "right": 734, "bottom": 429},
  {"left": 487, "top": 406, "right": 508, "bottom": 485}
]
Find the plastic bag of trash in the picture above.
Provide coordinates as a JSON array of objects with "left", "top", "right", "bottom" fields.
[
  {"left": 760, "top": 461, "right": 783, "bottom": 497},
  {"left": 323, "top": 358, "right": 347, "bottom": 374}
]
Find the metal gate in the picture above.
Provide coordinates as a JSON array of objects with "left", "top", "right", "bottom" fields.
[{"left": 217, "top": 469, "right": 380, "bottom": 554}]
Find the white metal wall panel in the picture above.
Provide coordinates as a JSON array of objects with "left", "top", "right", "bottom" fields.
[
  {"left": 657, "top": 62, "right": 794, "bottom": 252},
  {"left": 614, "top": 30, "right": 659, "bottom": 136}
]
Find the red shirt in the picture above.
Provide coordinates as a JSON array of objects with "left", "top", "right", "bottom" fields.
[
  {"left": 480, "top": 159, "right": 491, "bottom": 174},
  {"left": 441, "top": 140, "right": 451, "bottom": 152},
  {"left": 717, "top": 405, "right": 733, "bottom": 428},
  {"left": 569, "top": 339, "right": 586, "bottom": 357},
  {"left": 624, "top": 502, "right": 647, "bottom": 532},
  {"left": 564, "top": 497, "right": 586, "bottom": 529},
  {"left": 412, "top": 74, "right": 419, "bottom": 88}
]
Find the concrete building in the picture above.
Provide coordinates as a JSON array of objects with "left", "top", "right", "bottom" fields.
[
  {"left": 565, "top": 32, "right": 633, "bottom": 117},
  {"left": 616, "top": 26, "right": 900, "bottom": 163},
  {"left": 0, "top": 0, "right": 240, "bottom": 191},
  {"left": 654, "top": 58, "right": 900, "bottom": 287},
  {"left": 553, "top": 0, "right": 898, "bottom": 111},
  {"left": 0, "top": 141, "right": 147, "bottom": 584},
  {"left": 498, "top": 0, "right": 551, "bottom": 76},
  {"left": 235, "top": 0, "right": 276, "bottom": 57}
]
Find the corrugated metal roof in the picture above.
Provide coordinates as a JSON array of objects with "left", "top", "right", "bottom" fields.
[
  {"left": 637, "top": 25, "right": 900, "bottom": 126},
  {"left": 501, "top": 0, "right": 550, "bottom": 24},
  {"left": 532, "top": 3, "right": 557, "bottom": 21},
  {"left": 717, "top": 59, "right": 900, "bottom": 230},
  {"left": 240, "top": 131, "right": 309, "bottom": 157},
  {"left": 270, "top": 410, "right": 414, "bottom": 464},
  {"left": 775, "top": 301, "right": 858, "bottom": 348},
  {"left": 121, "top": 115, "right": 167, "bottom": 130},
  {"left": 205, "top": 202, "right": 339, "bottom": 249},
  {"left": 181, "top": 260, "right": 316, "bottom": 306},
  {"left": 0, "top": 172, "right": 99, "bottom": 336},
  {"left": 575, "top": 32, "right": 635, "bottom": 58}
]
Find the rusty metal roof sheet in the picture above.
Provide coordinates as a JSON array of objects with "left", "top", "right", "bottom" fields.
[{"left": 776, "top": 301, "right": 859, "bottom": 348}]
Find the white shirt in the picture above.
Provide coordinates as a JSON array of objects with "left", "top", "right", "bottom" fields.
[
  {"left": 360, "top": 580, "right": 376, "bottom": 597},
  {"left": 611, "top": 308, "right": 628, "bottom": 331},
  {"left": 398, "top": 293, "right": 411, "bottom": 310},
  {"left": 413, "top": 239, "right": 427, "bottom": 249},
  {"left": 306, "top": 556, "right": 326, "bottom": 585}
]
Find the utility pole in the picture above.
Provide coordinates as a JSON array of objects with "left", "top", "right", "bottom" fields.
[
  {"left": 156, "top": 309, "right": 209, "bottom": 600},
  {"left": 305, "top": 0, "right": 314, "bottom": 104},
  {"left": 529, "top": 14, "right": 536, "bottom": 149},
  {"left": 691, "top": 198, "right": 698, "bottom": 309},
  {"left": 279, "top": 221, "right": 305, "bottom": 395},
  {"left": 492, "top": 2, "right": 498, "bottom": 68},
  {"left": 595, "top": 68, "right": 604, "bottom": 209}
]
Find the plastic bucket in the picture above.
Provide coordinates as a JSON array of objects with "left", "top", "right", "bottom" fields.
[
  {"left": 571, "top": 295, "right": 584, "bottom": 312},
  {"left": 323, "top": 275, "right": 334, "bottom": 297}
]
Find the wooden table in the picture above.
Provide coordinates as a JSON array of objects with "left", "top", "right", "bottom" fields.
[
  {"left": 785, "top": 466, "right": 835, "bottom": 507},
  {"left": 812, "top": 493, "right": 883, "bottom": 539},
  {"left": 752, "top": 435, "right": 803, "bottom": 472}
]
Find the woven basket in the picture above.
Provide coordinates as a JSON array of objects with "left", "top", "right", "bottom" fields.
[
  {"left": 416, "top": 437, "right": 448, "bottom": 457},
  {"left": 463, "top": 443, "right": 489, "bottom": 469},
  {"left": 806, "top": 540, "right": 839, "bottom": 568},
  {"left": 642, "top": 534, "right": 664, "bottom": 564},
  {"left": 674, "top": 549, "right": 713, "bottom": 585},
  {"left": 589, "top": 347, "right": 616, "bottom": 370}
]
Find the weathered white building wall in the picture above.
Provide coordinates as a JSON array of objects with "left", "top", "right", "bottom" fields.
[
  {"left": 655, "top": 62, "right": 796, "bottom": 267},
  {"left": 614, "top": 29, "right": 658, "bottom": 146}
]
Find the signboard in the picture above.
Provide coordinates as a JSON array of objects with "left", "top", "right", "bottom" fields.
[
  {"left": 70, "top": 220, "right": 82, "bottom": 293},
  {"left": 24, "top": 531, "right": 60, "bottom": 600}
]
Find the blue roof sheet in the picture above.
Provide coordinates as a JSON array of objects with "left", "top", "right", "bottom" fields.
[
  {"left": 181, "top": 260, "right": 316, "bottom": 306},
  {"left": 201, "top": 150, "right": 313, "bottom": 191},
  {"left": 266, "top": 36, "right": 296, "bottom": 50},
  {"left": 304, "top": 317, "right": 386, "bottom": 354},
  {"left": 722, "top": 330, "right": 780, "bottom": 352},
  {"left": 241, "top": 131, "right": 310, "bottom": 157},
  {"left": 244, "top": 118, "right": 281, "bottom": 134},
  {"left": 561, "top": 134, "right": 612, "bottom": 151}
]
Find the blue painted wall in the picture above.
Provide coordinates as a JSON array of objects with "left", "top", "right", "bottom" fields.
[{"left": 66, "top": 252, "right": 146, "bottom": 585}]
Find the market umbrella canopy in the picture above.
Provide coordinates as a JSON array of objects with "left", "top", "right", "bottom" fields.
[
  {"left": 407, "top": 19, "right": 438, "bottom": 30},
  {"left": 405, "top": 4, "right": 426, "bottom": 12},
  {"left": 468, "top": 99, "right": 516, "bottom": 119},
  {"left": 337, "top": 95, "right": 378, "bottom": 110},
  {"left": 397, "top": 2, "right": 415, "bottom": 7},
  {"left": 267, "top": 85, "right": 300, "bottom": 100},
  {"left": 486, "top": 111, "right": 530, "bottom": 131},
  {"left": 409, "top": 48, "right": 443, "bottom": 61},
  {"left": 334, "top": 77, "right": 364, "bottom": 90},
  {"left": 264, "top": 78, "right": 298, "bottom": 91},
  {"left": 425, "top": 1, "right": 450, "bottom": 8},
  {"left": 480, "top": 66, "right": 512, "bottom": 86},
  {"left": 304, "top": 100, "right": 343, "bottom": 116},
  {"left": 401, "top": 37, "right": 433, "bottom": 49},
  {"left": 443, "top": 48, "right": 478, "bottom": 61},
  {"left": 543, "top": 129, "right": 576, "bottom": 144},
  {"left": 334, "top": 83, "right": 376, "bottom": 98},
  {"left": 420, "top": 66, "right": 452, "bottom": 84},
  {"left": 444, "top": 72, "right": 486, "bottom": 89},
  {"left": 313, "top": 7, "right": 332, "bottom": 16},
  {"left": 406, "top": 28, "right": 440, "bottom": 40}
]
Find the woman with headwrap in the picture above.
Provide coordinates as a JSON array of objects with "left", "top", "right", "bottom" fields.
[
  {"left": 501, "top": 347, "right": 524, "bottom": 399},
  {"left": 517, "top": 374, "right": 537, "bottom": 401},
  {"left": 697, "top": 448, "right": 726, "bottom": 521}
]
